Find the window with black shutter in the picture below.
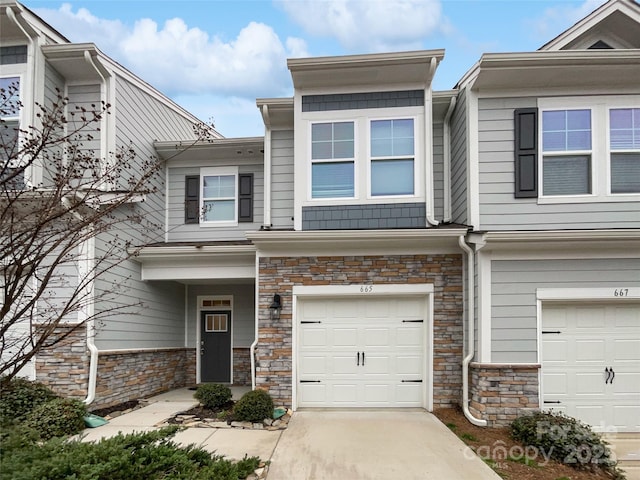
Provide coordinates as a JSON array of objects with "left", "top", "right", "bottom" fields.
[
  {"left": 238, "top": 173, "right": 253, "bottom": 222},
  {"left": 185, "top": 175, "right": 200, "bottom": 223},
  {"left": 514, "top": 108, "right": 538, "bottom": 198}
]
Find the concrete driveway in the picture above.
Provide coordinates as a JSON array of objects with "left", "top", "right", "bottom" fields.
[{"left": 267, "top": 410, "right": 501, "bottom": 480}]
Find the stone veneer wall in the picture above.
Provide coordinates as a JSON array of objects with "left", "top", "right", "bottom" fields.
[
  {"left": 233, "top": 347, "right": 251, "bottom": 386},
  {"left": 257, "top": 254, "right": 463, "bottom": 408},
  {"left": 94, "top": 348, "right": 196, "bottom": 408},
  {"left": 36, "top": 325, "right": 89, "bottom": 399},
  {"left": 469, "top": 363, "right": 540, "bottom": 427}
]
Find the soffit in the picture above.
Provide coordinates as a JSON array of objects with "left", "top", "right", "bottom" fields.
[{"left": 288, "top": 50, "right": 445, "bottom": 90}]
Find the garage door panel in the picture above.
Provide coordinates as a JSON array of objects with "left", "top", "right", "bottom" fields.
[
  {"left": 612, "top": 372, "right": 640, "bottom": 395},
  {"left": 612, "top": 406, "right": 640, "bottom": 431},
  {"left": 543, "top": 340, "right": 568, "bottom": 363},
  {"left": 365, "top": 299, "right": 390, "bottom": 317},
  {"left": 613, "top": 306, "right": 640, "bottom": 327},
  {"left": 332, "top": 328, "right": 358, "bottom": 346},
  {"left": 363, "top": 328, "right": 391, "bottom": 346},
  {"left": 575, "top": 373, "right": 606, "bottom": 396},
  {"left": 363, "top": 384, "right": 390, "bottom": 403},
  {"left": 574, "top": 405, "right": 606, "bottom": 427},
  {"left": 361, "top": 355, "right": 390, "bottom": 374},
  {"left": 396, "top": 384, "right": 423, "bottom": 405},
  {"left": 576, "top": 307, "right": 606, "bottom": 328},
  {"left": 300, "top": 328, "right": 326, "bottom": 347},
  {"left": 333, "top": 384, "right": 358, "bottom": 403},
  {"left": 332, "top": 354, "right": 360, "bottom": 375},
  {"left": 544, "top": 373, "right": 569, "bottom": 395},
  {"left": 613, "top": 339, "right": 640, "bottom": 361},
  {"left": 299, "top": 384, "right": 326, "bottom": 405},
  {"left": 399, "top": 298, "right": 423, "bottom": 317},
  {"left": 396, "top": 355, "right": 422, "bottom": 375},
  {"left": 299, "top": 355, "right": 327, "bottom": 375},
  {"left": 397, "top": 327, "right": 423, "bottom": 346},
  {"left": 575, "top": 340, "right": 605, "bottom": 362}
]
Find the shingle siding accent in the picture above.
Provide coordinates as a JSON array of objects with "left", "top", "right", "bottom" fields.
[
  {"left": 257, "top": 254, "right": 463, "bottom": 408},
  {"left": 469, "top": 363, "right": 540, "bottom": 427},
  {"left": 302, "top": 202, "right": 426, "bottom": 230},
  {"left": 302, "top": 90, "right": 425, "bottom": 112}
]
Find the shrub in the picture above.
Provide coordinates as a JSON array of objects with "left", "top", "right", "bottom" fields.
[
  {"left": 0, "top": 377, "right": 58, "bottom": 425},
  {"left": 195, "top": 383, "right": 233, "bottom": 409},
  {"left": 0, "top": 426, "right": 260, "bottom": 480},
  {"left": 233, "top": 389, "right": 274, "bottom": 423},
  {"left": 25, "top": 397, "right": 87, "bottom": 440},
  {"left": 511, "top": 411, "right": 621, "bottom": 477}
]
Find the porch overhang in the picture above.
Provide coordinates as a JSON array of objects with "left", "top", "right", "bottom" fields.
[
  {"left": 246, "top": 227, "right": 469, "bottom": 256},
  {"left": 130, "top": 243, "right": 256, "bottom": 283}
]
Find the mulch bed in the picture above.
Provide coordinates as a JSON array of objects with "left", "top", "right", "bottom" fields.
[{"left": 90, "top": 400, "right": 140, "bottom": 418}]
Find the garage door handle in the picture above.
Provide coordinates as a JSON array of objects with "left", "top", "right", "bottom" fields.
[
  {"left": 362, "top": 352, "right": 365, "bottom": 365},
  {"left": 605, "top": 368, "right": 615, "bottom": 384},
  {"left": 357, "top": 352, "right": 360, "bottom": 366}
]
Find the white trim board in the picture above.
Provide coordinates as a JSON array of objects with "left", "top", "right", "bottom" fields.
[{"left": 536, "top": 287, "right": 640, "bottom": 301}]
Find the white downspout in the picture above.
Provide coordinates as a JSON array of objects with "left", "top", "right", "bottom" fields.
[
  {"left": 425, "top": 57, "right": 439, "bottom": 226},
  {"left": 442, "top": 96, "right": 457, "bottom": 223},
  {"left": 250, "top": 253, "right": 260, "bottom": 390},
  {"left": 458, "top": 235, "right": 487, "bottom": 426}
]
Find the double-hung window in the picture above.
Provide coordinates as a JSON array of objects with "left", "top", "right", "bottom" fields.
[
  {"left": 610, "top": 108, "right": 640, "bottom": 193},
  {"left": 311, "top": 121, "right": 355, "bottom": 198},
  {"left": 370, "top": 118, "right": 415, "bottom": 196},
  {"left": 541, "top": 109, "right": 592, "bottom": 196},
  {"left": 201, "top": 167, "right": 237, "bottom": 224},
  {"left": 1, "top": 77, "right": 21, "bottom": 157}
]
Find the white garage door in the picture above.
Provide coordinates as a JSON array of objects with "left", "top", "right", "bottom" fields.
[
  {"left": 297, "top": 296, "right": 426, "bottom": 408},
  {"left": 542, "top": 302, "right": 640, "bottom": 433}
]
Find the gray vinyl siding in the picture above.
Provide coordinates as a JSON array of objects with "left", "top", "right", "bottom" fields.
[
  {"left": 43, "top": 61, "right": 64, "bottom": 109},
  {"left": 433, "top": 121, "right": 444, "bottom": 220},
  {"left": 270, "top": 130, "right": 294, "bottom": 228},
  {"left": 93, "top": 75, "right": 200, "bottom": 348},
  {"left": 491, "top": 258, "right": 640, "bottom": 363},
  {"left": 450, "top": 89, "right": 467, "bottom": 224},
  {"left": 167, "top": 163, "right": 264, "bottom": 242},
  {"left": 66, "top": 84, "right": 101, "bottom": 156},
  {"left": 302, "top": 202, "right": 426, "bottom": 230},
  {"left": 186, "top": 284, "right": 255, "bottom": 348},
  {"left": 478, "top": 97, "right": 640, "bottom": 230}
]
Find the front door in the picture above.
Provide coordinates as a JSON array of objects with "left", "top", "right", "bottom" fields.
[{"left": 200, "top": 310, "right": 232, "bottom": 383}]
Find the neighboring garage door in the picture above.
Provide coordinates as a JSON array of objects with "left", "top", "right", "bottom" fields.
[
  {"left": 542, "top": 302, "right": 640, "bottom": 432},
  {"left": 297, "top": 296, "right": 426, "bottom": 408}
]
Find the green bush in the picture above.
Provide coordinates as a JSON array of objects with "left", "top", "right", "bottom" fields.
[
  {"left": 195, "top": 383, "right": 233, "bottom": 409},
  {"left": 233, "top": 389, "right": 274, "bottom": 423},
  {"left": 25, "top": 397, "right": 87, "bottom": 440},
  {"left": 0, "top": 377, "right": 58, "bottom": 425},
  {"left": 511, "top": 411, "right": 622, "bottom": 477},
  {"left": 0, "top": 426, "right": 260, "bottom": 480}
]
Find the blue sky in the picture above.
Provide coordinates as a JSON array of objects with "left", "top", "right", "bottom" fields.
[{"left": 24, "top": 0, "right": 606, "bottom": 137}]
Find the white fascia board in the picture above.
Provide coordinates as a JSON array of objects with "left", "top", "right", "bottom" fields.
[
  {"left": 132, "top": 244, "right": 256, "bottom": 259},
  {"left": 537, "top": 287, "right": 640, "bottom": 300},
  {"left": 247, "top": 228, "right": 469, "bottom": 243},
  {"left": 293, "top": 283, "right": 434, "bottom": 296},
  {"left": 483, "top": 229, "right": 640, "bottom": 242}
]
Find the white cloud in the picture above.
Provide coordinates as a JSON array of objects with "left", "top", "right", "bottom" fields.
[
  {"left": 529, "top": 0, "right": 605, "bottom": 40},
  {"left": 277, "top": 0, "right": 444, "bottom": 52},
  {"left": 33, "top": 4, "right": 307, "bottom": 99}
]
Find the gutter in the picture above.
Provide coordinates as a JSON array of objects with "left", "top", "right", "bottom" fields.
[
  {"left": 261, "top": 104, "right": 272, "bottom": 227},
  {"left": 425, "top": 57, "right": 439, "bottom": 227},
  {"left": 250, "top": 254, "right": 259, "bottom": 390},
  {"left": 458, "top": 235, "right": 488, "bottom": 427}
]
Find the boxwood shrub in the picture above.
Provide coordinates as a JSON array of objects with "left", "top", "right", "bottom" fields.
[
  {"left": 25, "top": 397, "right": 87, "bottom": 440},
  {"left": 195, "top": 383, "right": 233, "bottom": 409},
  {"left": 233, "top": 389, "right": 274, "bottom": 423},
  {"left": 0, "top": 377, "right": 58, "bottom": 425}
]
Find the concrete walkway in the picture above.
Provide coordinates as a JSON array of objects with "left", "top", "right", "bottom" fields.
[{"left": 267, "top": 410, "right": 501, "bottom": 480}]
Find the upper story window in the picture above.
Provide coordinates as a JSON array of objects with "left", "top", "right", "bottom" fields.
[
  {"left": 0, "top": 46, "right": 28, "bottom": 65},
  {"left": 610, "top": 108, "right": 640, "bottom": 194},
  {"left": 311, "top": 121, "right": 355, "bottom": 198},
  {"left": 541, "top": 109, "right": 592, "bottom": 196},
  {"left": 515, "top": 97, "right": 640, "bottom": 203},
  {"left": 1, "top": 77, "right": 22, "bottom": 188},
  {"left": 370, "top": 119, "right": 415, "bottom": 196},
  {"left": 184, "top": 167, "right": 253, "bottom": 226}
]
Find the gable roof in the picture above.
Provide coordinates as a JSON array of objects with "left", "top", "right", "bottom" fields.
[{"left": 540, "top": 0, "right": 640, "bottom": 50}]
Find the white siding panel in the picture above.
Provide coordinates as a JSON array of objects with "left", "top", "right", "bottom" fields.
[
  {"left": 67, "top": 84, "right": 101, "bottom": 154},
  {"left": 491, "top": 258, "right": 640, "bottom": 363},
  {"left": 271, "top": 130, "right": 294, "bottom": 228},
  {"left": 478, "top": 97, "right": 640, "bottom": 230}
]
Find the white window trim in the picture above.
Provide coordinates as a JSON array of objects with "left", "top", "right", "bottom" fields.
[
  {"left": 538, "top": 96, "right": 640, "bottom": 204},
  {"left": 303, "top": 107, "right": 425, "bottom": 206},
  {"left": 199, "top": 166, "right": 238, "bottom": 227},
  {"left": 367, "top": 116, "right": 418, "bottom": 200},
  {"left": 308, "top": 119, "right": 357, "bottom": 201}
]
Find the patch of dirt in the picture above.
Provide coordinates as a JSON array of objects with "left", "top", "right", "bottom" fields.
[
  {"left": 433, "top": 408, "right": 619, "bottom": 480},
  {"left": 90, "top": 400, "right": 140, "bottom": 418}
]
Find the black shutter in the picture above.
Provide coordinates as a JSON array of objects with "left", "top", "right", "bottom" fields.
[
  {"left": 185, "top": 175, "right": 200, "bottom": 223},
  {"left": 238, "top": 173, "right": 253, "bottom": 223},
  {"left": 514, "top": 108, "right": 538, "bottom": 198}
]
